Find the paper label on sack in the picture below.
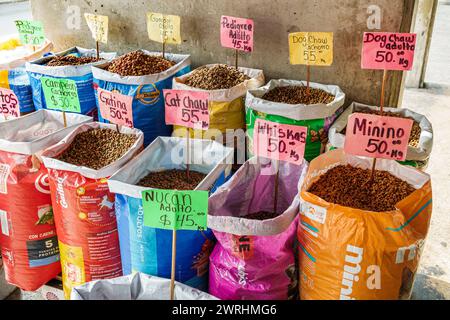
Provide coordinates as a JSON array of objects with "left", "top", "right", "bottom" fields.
[
  {"left": 84, "top": 13, "right": 109, "bottom": 44},
  {"left": 164, "top": 89, "right": 209, "bottom": 130},
  {"left": 220, "top": 15, "right": 254, "bottom": 52},
  {"left": 98, "top": 88, "right": 133, "bottom": 127},
  {"left": 289, "top": 32, "right": 333, "bottom": 66},
  {"left": 14, "top": 20, "right": 45, "bottom": 46},
  {"left": 147, "top": 12, "right": 181, "bottom": 44},
  {"left": 253, "top": 118, "right": 307, "bottom": 165},
  {"left": 344, "top": 113, "right": 413, "bottom": 161},
  {"left": 361, "top": 32, "right": 416, "bottom": 71},
  {"left": 41, "top": 77, "right": 81, "bottom": 113},
  {"left": 142, "top": 189, "right": 208, "bottom": 231},
  {"left": 0, "top": 87, "right": 20, "bottom": 119}
]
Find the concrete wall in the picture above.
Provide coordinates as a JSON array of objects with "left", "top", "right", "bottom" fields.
[{"left": 30, "top": 0, "right": 415, "bottom": 107}]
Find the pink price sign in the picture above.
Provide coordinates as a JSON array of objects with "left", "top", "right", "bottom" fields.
[
  {"left": 164, "top": 89, "right": 209, "bottom": 130},
  {"left": 0, "top": 87, "right": 20, "bottom": 119},
  {"left": 361, "top": 32, "right": 416, "bottom": 71},
  {"left": 253, "top": 119, "right": 307, "bottom": 165},
  {"left": 220, "top": 15, "right": 254, "bottom": 53},
  {"left": 98, "top": 88, "right": 134, "bottom": 127},
  {"left": 344, "top": 113, "right": 413, "bottom": 161}
]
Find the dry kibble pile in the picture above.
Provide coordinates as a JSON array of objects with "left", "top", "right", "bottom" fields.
[
  {"left": 137, "top": 169, "right": 207, "bottom": 190},
  {"left": 46, "top": 55, "right": 99, "bottom": 66},
  {"left": 245, "top": 211, "right": 280, "bottom": 221},
  {"left": 184, "top": 64, "right": 250, "bottom": 90},
  {"left": 262, "top": 86, "right": 335, "bottom": 105},
  {"left": 57, "top": 128, "right": 137, "bottom": 170},
  {"left": 107, "top": 50, "right": 175, "bottom": 76},
  {"left": 308, "top": 164, "right": 416, "bottom": 212}
]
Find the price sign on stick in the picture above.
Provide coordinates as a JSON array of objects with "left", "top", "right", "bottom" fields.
[
  {"left": 253, "top": 118, "right": 307, "bottom": 165},
  {"left": 84, "top": 13, "right": 109, "bottom": 44},
  {"left": 220, "top": 15, "right": 254, "bottom": 52},
  {"left": 142, "top": 189, "right": 208, "bottom": 231},
  {"left": 41, "top": 77, "right": 81, "bottom": 113},
  {"left": 147, "top": 12, "right": 181, "bottom": 44},
  {"left": 98, "top": 88, "right": 133, "bottom": 127},
  {"left": 361, "top": 32, "right": 416, "bottom": 71},
  {"left": 14, "top": 20, "right": 45, "bottom": 46},
  {"left": 289, "top": 32, "right": 333, "bottom": 66},
  {"left": 344, "top": 113, "right": 413, "bottom": 161},
  {"left": 164, "top": 89, "right": 210, "bottom": 130},
  {"left": 0, "top": 88, "right": 20, "bottom": 119}
]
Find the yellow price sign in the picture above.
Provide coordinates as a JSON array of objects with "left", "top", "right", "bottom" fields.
[
  {"left": 84, "top": 13, "right": 109, "bottom": 44},
  {"left": 289, "top": 32, "right": 333, "bottom": 66},
  {"left": 147, "top": 12, "right": 181, "bottom": 44}
]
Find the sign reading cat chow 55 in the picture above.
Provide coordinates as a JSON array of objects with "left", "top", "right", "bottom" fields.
[
  {"left": 344, "top": 113, "right": 413, "bottom": 161},
  {"left": 361, "top": 32, "right": 416, "bottom": 71},
  {"left": 164, "top": 89, "right": 209, "bottom": 130},
  {"left": 220, "top": 15, "right": 254, "bottom": 52},
  {"left": 289, "top": 32, "right": 333, "bottom": 66}
]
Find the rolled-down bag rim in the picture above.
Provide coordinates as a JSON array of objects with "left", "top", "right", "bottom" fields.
[
  {"left": 245, "top": 79, "right": 346, "bottom": 121},
  {"left": 207, "top": 157, "right": 308, "bottom": 236},
  {"left": 300, "top": 148, "right": 431, "bottom": 216},
  {"left": 41, "top": 122, "right": 144, "bottom": 179},
  {"left": 0, "top": 38, "right": 53, "bottom": 70},
  {"left": 92, "top": 50, "right": 191, "bottom": 85},
  {"left": 0, "top": 110, "right": 92, "bottom": 155},
  {"left": 70, "top": 272, "right": 218, "bottom": 300},
  {"left": 25, "top": 46, "right": 116, "bottom": 78},
  {"left": 328, "top": 102, "right": 433, "bottom": 161},
  {"left": 173, "top": 64, "right": 265, "bottom": 102},
  {"left": 108, "top": 136, "right": 234, "bottom": 199}
]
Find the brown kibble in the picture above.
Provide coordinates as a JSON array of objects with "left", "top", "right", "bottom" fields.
[
  {"left": 107, "top": 50, "right": 175, "bottom": 76},
  {"left": 184, "top": 64, "right": 250, "bottom": 90},
  {"left": 137, "top": 169, "right": 207, "bottom": 190},
  {"left": 262, "top": 86, "right": 335, "bottom": 105},
  {"left": 244, "top": 211, "right": 280, "bottom": 221},
  {"left": 57, "top": 128, "right": 137, "bottom": 170},
  {"left": 308, "top": 164, "right": 416, "bottom": 212},
  {"left": 46, "top": 55, "right": 99, "bottom": 66}
]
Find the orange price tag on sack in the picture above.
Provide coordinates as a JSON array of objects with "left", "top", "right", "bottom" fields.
[
  {"left": 164, "top": 89, "right": 209, "bottom": 130},
  {"left": 98, "top": 88, "right": 133, "bottom": 127},
  {"left": 0, "top": 87, "right": 20, "bottom": 119},
  {"left": 344, "top": 113, "right": 413, "bottom": 161}
]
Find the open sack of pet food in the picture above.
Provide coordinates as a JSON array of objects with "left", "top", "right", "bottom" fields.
[
  {"left": 0, "top": 35, "right": 53, "bottom": 115},
  {"left": 26, "top": 47, "right": 116, "bottom": 116},
  {"left": 172, "top": 64, "right": 265, "bottom": 142},
  {"left": 71, "top": 272, "right": 218, "bottom": 300},
  {"left": 41, "top": 122, "right": 144, "bottom": 299},
  {"left": 108, "top": 136, "right": 233, "bottom": 291},
  {"left": 92, "top": 50, "right": 191, "bottom": 146},
  {"left": 0, "top": 110, "right": 91, "bottom": 291},
  {"left": 246, "top": 79, "right": 345, "bottom": 162},
  {"left": 208, "top": 158, "right": 308, "bottom": 300},
  {"left": 328, "top": 102, "right": 433, "bottom": 169},
  {"left": 298, "top": 148, "right": 432, "bottom": 300}
]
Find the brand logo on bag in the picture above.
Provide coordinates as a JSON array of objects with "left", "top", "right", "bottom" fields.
[
  {"left": 56, "top": 176, "right": 68, "bottom": 209},
  {"left": 232, "top": 235, "right": 254, "bottom": 260},
  {"left": 135, "top": 84, "right": 160, "bottom": 105},
  {"left": 35, "top": 173, "right": 51, "bottom": 194},
  {"left": 340, "top": 245, "right": 364, "bottom": 300}
]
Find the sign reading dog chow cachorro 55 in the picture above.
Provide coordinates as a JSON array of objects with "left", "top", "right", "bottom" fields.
[
  {"left": 289, "top": 32, "right": 333, "bottom": 66},
  {"left": 142, "top": 189, "right": 208, "bottom": 231},
  {"left": 41, "top": 77, "right": 81, "bottom": 113},
  {"left": 98, "top": 88, "right": 133, "bottom": 127}
]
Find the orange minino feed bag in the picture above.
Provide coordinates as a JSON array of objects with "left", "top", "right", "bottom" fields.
[{"left": 298, "top": 149, "right": 432, "bottom": 300}]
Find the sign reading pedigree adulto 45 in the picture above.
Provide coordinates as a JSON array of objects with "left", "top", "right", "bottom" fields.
[
  {"left": 41, "top": 77, "right": 81, "bottom": 113},
  {"left": 361, "top": 32, "right": 416, "bottom": 71},
  {"left": 220, "top": 15, "right": 254, "bottom": 52}
]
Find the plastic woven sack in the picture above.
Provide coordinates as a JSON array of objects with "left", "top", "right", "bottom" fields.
[
  {"left": 41, "top": 122, "right": 143, "bottom": 299},
  {"left": 208, "top": 158, "right": 308, "bottom": 300},
  {"left": 108, "top": 136, "right": 233, "bottom": 291},
  {"left": 71, "top": 272, "right": 218, "bottom": 300},
  {"left": 0, "top": 110, "right": 92, "bottom": 291},
  {"left": 246, "top": 79, "right": 345, "bottom": 162},
  {"left": 298, "top": 149, "right": 432, "bottom": 300},
  {"left": 26, "top": 47, "right": 116, "bottom": 116},
  {"left": 92, "top": 51, "right": 191, "bottom": 146}
]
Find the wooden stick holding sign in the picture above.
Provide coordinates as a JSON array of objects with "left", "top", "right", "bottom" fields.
[
  {"left": 220, "top": 15, "right": 254, "bottom": 70},
  {"left": 360, "top": 32, "right": 417, "bottom": 180},
  {"left": 142, "top": 188, "right": 209, "bottom": 300},
  {"left": 288, "top": 32, "right": 333, "bottom": 94},
  {"left": 147, "top": 12, "right": 181, "bottom": 59},
  {"left": 253, "top": 119, "right": 307, "bottom": 214},
  {"left": 164, "top": 89, "right": 210, "bottom": 184},
  {"left": 84, "top": 13, "right": 109, "bottom": 60}
]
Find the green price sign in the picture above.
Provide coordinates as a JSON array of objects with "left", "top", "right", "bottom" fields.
[
  {"left": 14, "top": 20, "right": 45, "bottom": 46},
  {"left": 41, "top": 77, "right": 81, "bottom": 113},
  {"left": 142, "top": 189, "right": 208, "bottom": 231}
]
